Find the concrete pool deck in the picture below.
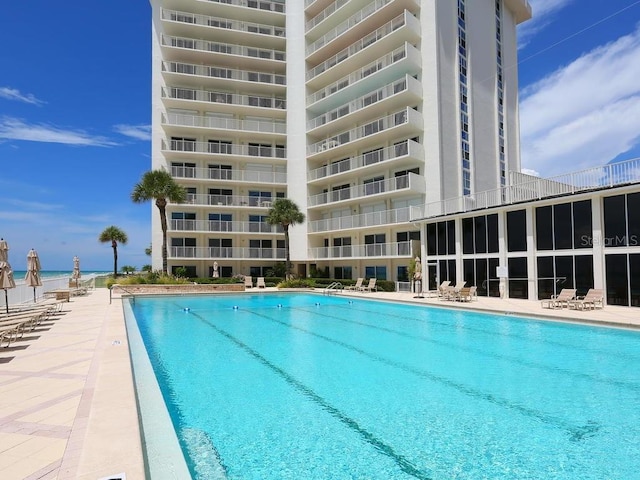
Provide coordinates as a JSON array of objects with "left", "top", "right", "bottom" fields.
[{"left": 1, "top": 287, "right": 638, "bottom": 479}]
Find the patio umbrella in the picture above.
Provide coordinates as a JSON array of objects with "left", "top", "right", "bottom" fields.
[
  {"left": 0, "top": 239, "right": 16, "bottom": 313},
  {"left": 212, "top": 261, "right": 219, "bottom": 278},
  {"left": 413, "top": 256, "right": 423, "bottom": 299},
  {"left": 25, "top": 248, "right": 43, "bottom": 303},
  {"left": 71, "top": 256, "right": 81, "bottom": 287}
]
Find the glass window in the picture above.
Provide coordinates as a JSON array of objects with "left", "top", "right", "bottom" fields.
[
  {"left": 507, "top": 209, "right": 527, "bottom": 252},
  {"left": 426, "top": 224, "right": 437, "bottom": 256},
  {"left": 603, "top": 195, "right": 627, "bottom": 247},
  {"left": 447, "top": 220, "right": 456, "bottom": 254},
  {"left": 605, "top": 254, "right": 628, "bottom": 305},
  {"left": 437, "top": 222, "right": 447, "bottom": 256},
  {"left": 553, "top": 203, "right": 572, "bottom": 250},
  {"left": 630, "top": 254, "right": 640, "bottom": 307},
  {"left": 535, "top": 206, "right": 553, "bottom": 250},
  {"left": 463, "top": 259, "right": 475, "bottom": 289},
  {"left": 555, "top": 256, "right": 574, "bottom": 293},
  {"left": 487, "top": 214, "right": 499, "bottom": 253},
  {"left": 574, "top": 255, "right": 594, "bottom": 298},
  {"left": 508, "top": 257, "right": 528, "bottom": 299},
  {"left": 462, "top": 217, "right": 474, "bottom": 254},
  {"left": 488, "top": 258, "right": 500, "bottom": 297},
  {"left": 572, "top": 200, "right": 592, "bottom": 249},
  {"left": 474, "top": 216, "right": 487, "bottom": 253},
  {"left": 627, "top": 193, "right": 640, "bottom": 247},
  {"left": 476, "top": 258, "right": 488, "bottom": 296},
  {"left": 537, "top": 256, "right": 554, "bottom": 300}
]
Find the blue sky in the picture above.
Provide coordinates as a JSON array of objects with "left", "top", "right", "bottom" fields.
[{"left": 1, "top": 1, "right": 639, "bottom": 271}]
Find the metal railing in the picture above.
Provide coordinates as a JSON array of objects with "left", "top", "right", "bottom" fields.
[
  {"left": 171, "top": 166, "right": 286, "bottom": 184},
  {"left": 162, "top": 9, "right": 286, "bottom": 37},
  {"left": 162, "top": 112, "right": 286, "bottom": 135},
  {"left": 202, "top": 0, "right": 285, "bottom": 13},
  {"left": 162, "top": 139, "right": 286, "bottom": 158},
  {"left": 170, "top": 247, "right": 286, "bottom": 260},
  {"left": 162, "top": 34, "right": 286, "bottom": 62},
  {"left": 170, "top": 219, "right": 283, "bottom": 233},
  {"left": 163, "top": 86, "right": 286, "bottom": 110},
  {"left": 162, "top": 62, "right": 287, "bottom": 86},
  {"left": 308, "top": 206, "right": 413, "bottom": 233},
  {"left": 178, "top": 194, "right": 279, "bottom": 208},
  {"left": 308, "top": 241, "right": 412, "bottom": 259}
]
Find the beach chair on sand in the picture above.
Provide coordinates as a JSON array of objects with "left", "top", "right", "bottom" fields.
[
  {"left": 244, "top": 276, "right": 253, "bottom": 288},
  {"left": 256, "top": 277, "right": 266, "bottom": 288},
  {"left": 541, "top": 288, "right": 576, "bottom": 309},
  {"left": 361, "top": 278, "right": 377, "bottom": 292},
  {"left": 569, "top": 289, "right": 604, "bottom": 310},
  {"left": 346, "top": 278, "right": 364, "bottom": 291}
]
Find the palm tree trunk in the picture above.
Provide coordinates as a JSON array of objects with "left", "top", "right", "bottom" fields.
[
  {"left": 112, "top": 241, "right": 118, "bottom": 277},
  {"left": 159, "top": 203, "right": 168, "bottom": 275},
  {"left": 284, "top": 226, "right": 291, "bottom": 280}
]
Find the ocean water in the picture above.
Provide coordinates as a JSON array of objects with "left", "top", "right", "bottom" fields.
[
  {"left": 12, "top": 270, "right": 110, "bottom": 279},
  {"left": 132, "top": 293, "right": 640, "bottom": 480}
]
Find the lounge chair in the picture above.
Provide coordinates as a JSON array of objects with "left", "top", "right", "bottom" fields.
[
  {"left": 361, "top": 278, "right": 377, "bottom": 292},
  {"left": 469, "top": 286, "right": 478, "bottom": 301},
  {"left": 346, "top": 278, "right": 364, "bottom": 291},
  {"left": 569, "top": 289, "right": 604, "bottom": 310},
  {"left": 244, "top": 276, "right": 253, "bottom": 288},
  {"left": 454, "top": 287, "right": 473, "bottom": 302},
  {"left": 437, "top": 281, "right": 451, "bottom": 300},
  {"left": 541, "top": 288, "right": 577, "bottom": 309},
  {"left": 256, "top": 277, "right": 266, "bottom": 288}
]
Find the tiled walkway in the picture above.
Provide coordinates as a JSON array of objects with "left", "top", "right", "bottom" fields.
[{"left": 0, "top": 287, "right": 638, "bottom": 480}]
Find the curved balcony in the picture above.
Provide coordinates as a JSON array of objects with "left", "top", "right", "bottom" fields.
[
  {"left": 200, "top": 0, "right": 285, "bottom": 25},
  {"left": 162, "top": 87, "right": 286, "bottom": 117},
  {"left": 161, "top": 9, "right": 286, "bottom": 48},
  {"left": 307, "top": 75, "right": 421, "bottom": 136},
  {"left": 161, "top": 139, "right": 286, "bottom": 163},
  {"left": 307, "top": 107, "right": 423, "bottom": 160},
  {"left": 179, "top": 194, "right": 279, "bottom": 208},
  {"left": 308, "top": 207, "right": 413, "bottom": 234},
  {"left": 306, "top": 11, "right": 420, "bottom": 89},
  {"left": 171, "top": 165, "right": 286, "bottom": 185},
  {"left": 307, "top": 140, "right": 423, "bottom": 183},
  {"left": 161, "top": 112, "right": 286, "bottom": 141},
  {"left": 161, "top": 34, "right": 286, "bottom": 71},
  {"left": 170, "top": 219, "right": 282, "bottom": 234},
  {"left": 171, "top": 246, "right": 285, "bottom": 260},
  {"left": 308, "top": 172, "right": 426, "bottom": 208},
  {"left": 307, "top": 43, "right": 421, "bottom": 113},
  {"left": 308, "top": 241, "right": 412, "bottom": 260},
  {"left": 162, "top": 61, "right": 286, "bottom": 94}
]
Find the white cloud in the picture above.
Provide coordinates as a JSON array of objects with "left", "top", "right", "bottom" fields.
[
  {"left": 520, "top": 168, "right": 540, "bottom": 177},
  {"left": 0, "top": 87, "right": 45, "bottom": 106},
  {"left": 0, "top": 117, "right": 118, "bottom": 146},
  {"left": 520, "top": 26, "right": 640, "bottom": 176},
  {"left": 518, "top": 0, "right": 574, "bottom": 48},
  {"left": 114, "top": 124, "right": 151, "bottom": 141}
]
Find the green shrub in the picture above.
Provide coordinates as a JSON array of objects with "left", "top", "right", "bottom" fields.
[
  {"left": 277, "top": 278, "right": 316, "bottom": 289},
  {"left": 106, "top": 272, "right": 191, "bottom": 288}
]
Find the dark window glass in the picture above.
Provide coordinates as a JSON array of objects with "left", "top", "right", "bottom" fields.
[
  {"left": 574, "top": 255, "right": 594, "bottom": 298},
  {"left": 462, "top": 218, "right": 474, "bottom": 254},
  {"left": 605, "top": 254, "right": 628, "bottom": 306},
  {"left": 535, "top": 206, "right": 553, "bottom": 250},
  {"left": 572, "top": 200, "right": 592, "bottom": 249},
  {"left": 439, "top": 260, "right": 449, "bottom": 282},
  {"left": 426, "top": 224, "right": 437, "bottom": 256},
  {"left": 627, "top": 193, "right": 640, "bottom": 247},
  {"left": 488, "top": 257, "right": 500, "bottom": 297},
  {"left": 537, "top": 256, "right": 554, "bottom": 300},
  {"left": 437, "top": 222, "right": 447, "bottom": 255},
  {"left": 448, "top": 259, "right": 457, "bottom": 285},
  {"left": 630, "top": 254, "right": 640, "bottom": 307},
  {"left": 474, "top": 216, "right": 487, "bottom": 253},
  {"left": 507, "top": 209, "right": 527, "bottom": 252},
  {"left": 508, "top": 257, "right": 528, "bottom": 299},
  {"left": 555, "top": 256, "right": 574, "bottom": 293},
  {"left": 447, "top": 220, "right": 456, "bottom": 255},
  {"left": 554, "top": 203, "right": 572, "bottom": 250},
  {"left": 603, "top": 195, "right": 627, "bottom": 247},
  {"left": 476, "top": 258, "right": 488, "bottom": 296},
  {"left": 463, "top": 259, "right": 475, "bottom": 288},
  {"left": 487, "top": 214, "right": 499, "bottom": 253}
]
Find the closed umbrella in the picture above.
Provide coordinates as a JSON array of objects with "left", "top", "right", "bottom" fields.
[
  {"left": 212, "top": 261, "right": 219, "bottom": 278},
  {"left": 25, "top": 249, "right": 43, "bottom": 303},
  {"left": 71, "top": 256, "right": 81, "bottom": 287},
  {"left": 413, "top": 256, "right": 423, "bottom": 299},
  {"left": 0, "top": 238, "right": 16, "bottom": 313}
]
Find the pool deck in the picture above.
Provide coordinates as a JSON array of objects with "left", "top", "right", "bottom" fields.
[{"left": 1, "top": 287, "right": 638, "bottom": 479}]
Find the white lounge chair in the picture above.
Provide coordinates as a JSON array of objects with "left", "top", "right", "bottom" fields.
[
  {"left": 541, "top": 288, "right": 576, "bottom": 309},
  {"left": 256, "top": 277, "right": 266, "bottom": 288},
  {"left": 361, "top": 278, "right": 377, "bottom": 292},
  {"left": 346, "top": 278, "right": 364, "bottom": 291},
  {"left": 569, "top": 289, "right": 604, "bottom": 310},
  {"left": 244, "top": 276, "right": 253, "bottom": 288}
]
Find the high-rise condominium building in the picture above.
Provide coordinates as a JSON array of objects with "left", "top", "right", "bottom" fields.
[{"left": 149, "top": 0, "right": 532, "bottom": 281}]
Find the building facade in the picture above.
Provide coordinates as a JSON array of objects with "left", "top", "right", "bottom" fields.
[{"left": 149, "top": 0, "right": 532, "bottom": 280}]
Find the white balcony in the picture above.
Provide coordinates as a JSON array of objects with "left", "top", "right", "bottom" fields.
[
  {"left": 306, "top": 11, "right": 420, "bottom": 89},
  {"left": 307, "top": 75, "right": 421, "bottom": 136},
  {"left": 308, "top": 172, "right": 426, "bottom": 208},
  {"left": 307, "top": 140, "right": 423, "bottom": 183},
  {"left": 198, "top": 0, "right": 286, "bottom": 24},
  {"left": 179, "top": 194, "right": 280, "bottom": 208},
  {"left": 170, "top": 219, "right": 282, "bottom": 234},
  {"left": 162, "top": 87, "right": 286, "bottom": 117},
  {"left": 307, "top": 43, "right": 421, "bottom": 113},
  {"left": 307, "top": 107, "right": 423, "bottom": 160},
  {"left": 505, "top": 0, "right": 533, "bottom": 24},
  {"left": 309, "top": 206, "right": 413, "bottom": 233},
  {"left": 308, "top": 241, "right": 412, "bottom": 260},
  {"left": 171, "top": 246, "right": 286, "bottom": 260},
  {"left": 161, "top": 139, "right": 287, "bottom": 162},
  {"left": 171, "top": 165, "right": 286, "bottom": 185},
  {"left": 161, "top": 112, "right": 286, "bottom": 140}
]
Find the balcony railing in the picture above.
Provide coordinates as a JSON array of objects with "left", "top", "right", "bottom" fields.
[
  {"left": 410, "top": 157, "right": 640, "bottom": 221},
  {"left": 171, "top": 246, "right": 286, "bottom": 259},
  {"left": 162, "top": 62, "right": 286, "bottom": 86},
  {"left": 307, "top": 43, "right": 416, "bottom": 105},
  {"left": 306, "top": 12, "right": 409, "bottom": 81},
  {"left": 306, "top": 0, "right": 349, "bottom": 32},
  {"left": 170, "top": 219, "right": 282, "bottom": 233},
  {"left": 162, "top": 34, "right": 286, "bottom": 62},
  {"left": 308, "top": 172, "right": 424, "bottom": 207},
  {"left": 171, "top": 166, "right": 286, "bottom": 184},
  {"left": 307, "top": 0, "right": 394, "bottom": 55},
  {"left": 162, "top": 112, "right": 286, "bottom": 135},
  {"left": 308, "top": 107, "right": 420, "bottom": 155},
  {"left": 161, "top": 139, "right": 286, "bottom": 158},
  {"left": 308, "top": 241, "right": 412, "bottom": 259},
  {"left": 162, "top": 9, "right": 286, "bottom": 37},
  {"left": 307, "top": 140, "right": 422, "bottom": 181},
  {"left": 163, "top": 87, "right": 286, "bottom": 110},
  {"left": 202, "top": 0, "right": 285, "bottom": 14},
  {"left": 180, "top": 194, "right": 279, "bottom": 208},
  {"left": 309, "top": 207, "right": 412, "bottom": 233}
]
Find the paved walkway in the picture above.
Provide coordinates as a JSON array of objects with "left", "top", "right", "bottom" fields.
[{"left": 0, "top": 287, "right": 638, "bottom": 479}]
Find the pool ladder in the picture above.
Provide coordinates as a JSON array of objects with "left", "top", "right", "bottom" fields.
[{"left": 323, "top": 282, "right": 343, "bottom": 295}]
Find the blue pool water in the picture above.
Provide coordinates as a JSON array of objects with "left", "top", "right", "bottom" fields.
[{"left": 130, "top": 293, "right": 640, "bottom": 479}]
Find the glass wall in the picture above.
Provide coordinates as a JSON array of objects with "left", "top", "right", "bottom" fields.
[
  {"left": 535, "top": 200, "right": 592, "bottom": 250},
  {"left": 537, "top": 255, "right": 593, "bottom": 300},
  {"left": 508, "top": 257, "right": 528, "bottom": 299},
  {"left": 462, "top": 214, "right": 498, "bottom": 254}
]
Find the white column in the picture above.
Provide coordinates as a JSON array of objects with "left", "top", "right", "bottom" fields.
[
  {"left": 526, "top": 206, "right": 537, "bottom": 300},
  {"left": 591, "top": 197, "right": 605, "bottom": 289}
]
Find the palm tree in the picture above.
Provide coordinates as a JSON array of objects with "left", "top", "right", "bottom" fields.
[
  {"left": 131, "top": 169, "right": 186, "bottom": 274},
  {"left": 99, "top": 226, "right": 128, "bottom": 277},
  {"left": 266, "top": 198, "right": 305, "bottom": 279}
]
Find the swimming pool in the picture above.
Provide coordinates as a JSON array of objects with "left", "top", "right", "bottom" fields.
[{"left": 127, "top": 293, "right": 640, "bottom": 479}]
